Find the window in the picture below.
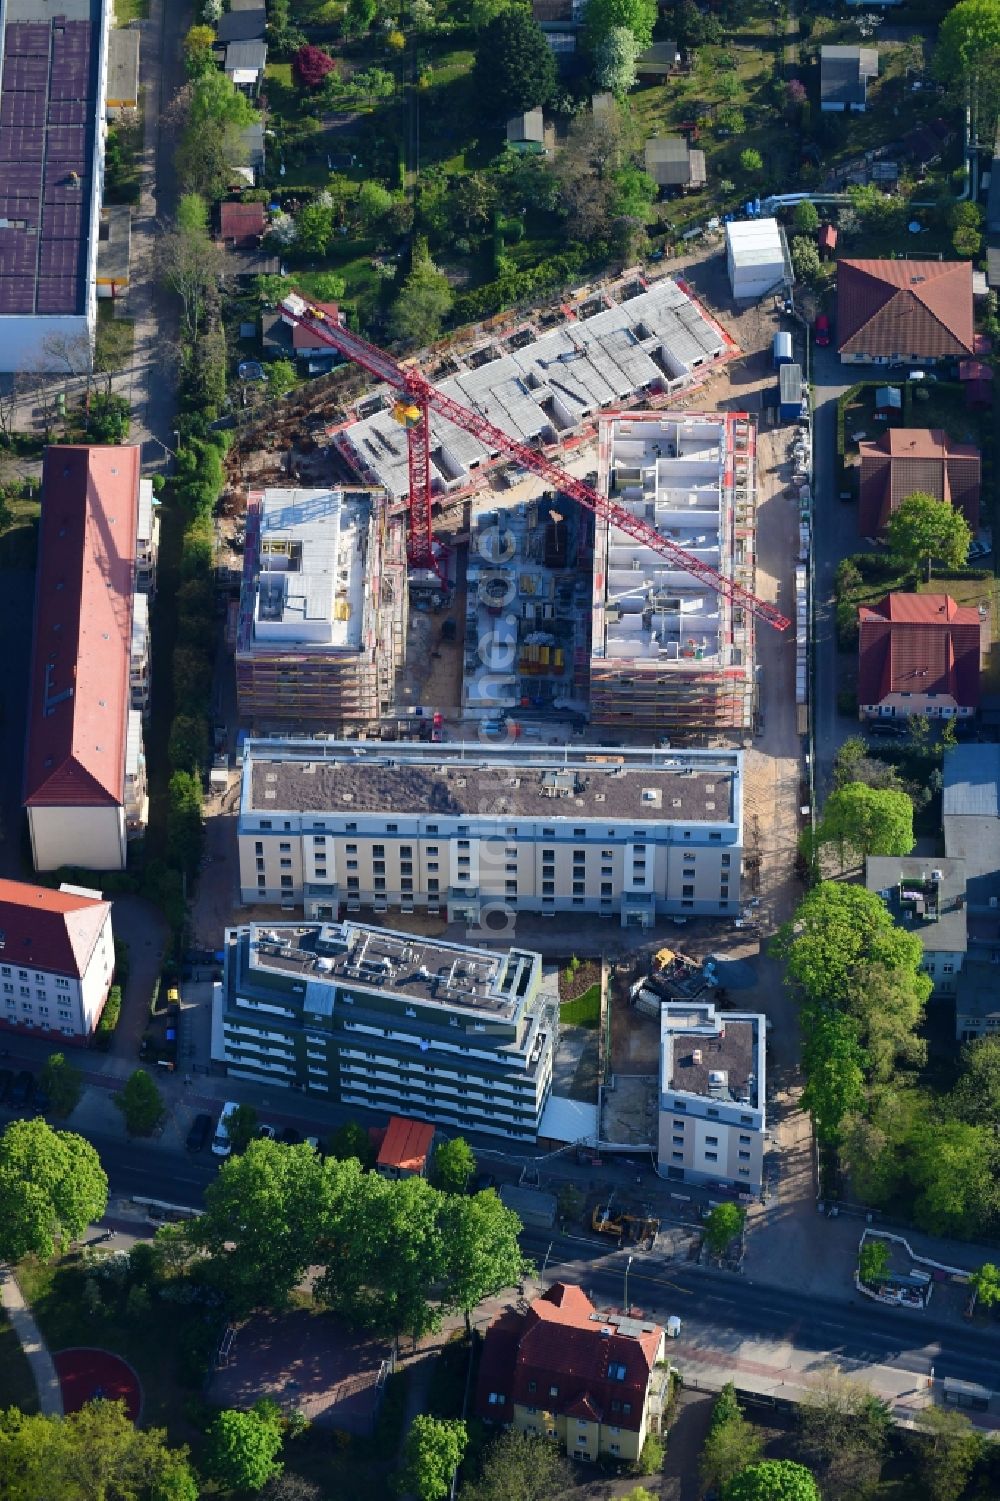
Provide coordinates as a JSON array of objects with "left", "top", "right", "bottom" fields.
[
  {"left": 673, "top": 1135, "right": 684, "bottom": 1147},
  {"left": 260, "top": 820, "right": 272, "bottom": 830},
  {"left": 739, "top": 1168, "right": 751, "bottom": 1178},
  {"left": 549, "top": 1385, "right": 559, "bottom": 1397},
  {"left": 710, "top": 832, "right": 721, "bottom": 841},
  {"left": 573, "top": 881, "right": 585, "bottom": 895},
  {"left": 373, "top": 878, "right": 386, "bottom": 892},
  {"left": 400, "top": 845, "right": 412, "bottom": 858},
  {"left": 313, "top": 835, "right": 326, "bottom": 845},
  {"left": 372, "top": 845, "right": 385, "bottom": 858},
  {"left": 705, "top": 1135, "right": 718, "bottom": 1145},
  {"left": 347, "top": 877, "right": 360, "bottom": 890},
  {"left": 506, "top": 881, "right": 517, "bottom": 893},
  {"left": 542, "top": 881, "right": 555, "bottom": 895},
  {"left": 426, "top": 845, "right": 438, "bottom": 856},
  {"left": 387, "top": 824, "right": 397, "bottom": 833},
  {"left": 427, "top": 824, "right": 438, "bottom": 835},
  {"left": 279, "top": 841, "right": 291, "bottom": 853},
  {"left": 428, "top": 879, "right": 439, "bottom": 893},
  {"left": 609, "top": 1443, "right": 620, "bottom": 1456},
  {"left": 739, "top": 1133, "right": 751, "bottom": 1144},
  {"left": 528, "top": 1380, "right": 537, "bottom": 1394},
  {"left": 739, "top": 1149, "right": 751, "bottom": 1160},
  {"left": 682, "top": 884, "right": 694, "bottom": 898},
  {"left": 346, "top": 843, "right": 357, "bottom": 854},
  {"left": 401, "top": 878, "right": 413, "bottom": 893},
  {"left": 254, "top": 842, "right": 263, "bottom": 856},
  {"left": 601, "top": 882, "right": 612, "bottom": 896},
  {"left": 707, "top": 1107, "right": 719, "bottom": 1118},
  {"left": 346, "top": 860, "right": 358, "bottom": 871},
  {"left": 609, "top": 1364, "right": 626, "bottom": 1381},
  {"left": 705, "top": 1150, "right": 718, "bottom": 1162},
  {"left": 740, "top": 1113, "right": 753, "bottom": 1124},
  {"left": 280, "top": 858, "right": 292, "bottom": 869},
  {"left": 457, "top": 839, "right": 470, "bottom": 849},
  {"left": 487, "top": 1392, "right": 505, "bottom": 1406},
  {"left": 280, "top": 876, "right": 293, "bottom": 889},
  {"left": 622, "top": 1403, "right": 631, "bottom": 1416}
]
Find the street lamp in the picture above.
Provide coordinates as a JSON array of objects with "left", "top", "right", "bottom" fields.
[{"left": 624, "top": 1255, "right": 634, "bottom": 1316}]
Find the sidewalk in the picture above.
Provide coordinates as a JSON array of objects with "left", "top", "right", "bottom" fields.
[{"left": 0, "top": 1266, "right": 63, "bottom": 1416}]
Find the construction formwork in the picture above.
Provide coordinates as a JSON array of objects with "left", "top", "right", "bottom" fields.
[
  {"left": 589, "top": 411, "right": 757, "bottom": 735},
  {"left": 235, "top": 489, "right": 407, "bottom": 731}
]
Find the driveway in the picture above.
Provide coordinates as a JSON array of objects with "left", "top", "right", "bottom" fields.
[{"left": 811, "top": 344, "right": 866, "bottom": 793}]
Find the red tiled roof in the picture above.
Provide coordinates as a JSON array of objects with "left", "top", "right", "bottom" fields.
[
  {"left": 219, "top": 200, "right": 266, "bottom": 247},
  {"left": 376, "top": 1115, "right": 434, "bottom": 1172},
  {"left": 857, "top": 593, "right": 982, "bottom": 710},
  {"left": 474, "top": 1283, "right": 662, "bottom": 1434},
  {"left": 0, "top": 878, "right": 110, "bottom": 978},
  {"left": 836, "top": 259, "right": 974, "bottom": 359},
  {"left": 857, "top": 428, "right": 981, "bottom": 536},
  {"left": 24, "top": 446, "right": 139, "bottom": 809},
  {"left": 291, "top": 300, "right": 340, "bottom": 351}
]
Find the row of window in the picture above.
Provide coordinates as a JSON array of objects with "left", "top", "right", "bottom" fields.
[
  {"left": 0, "top": 966, "right": 70, "bottom": 987},
  {"left": 255, "top": 819, "right": 731, "bottom": 843}
]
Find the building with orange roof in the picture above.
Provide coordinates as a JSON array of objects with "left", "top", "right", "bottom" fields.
[
  {"left": 0, "top": 877, "right": 114, "bottom": 1041},
  {"left": 375, "top": 1115, "right": 435, "bottom": 1178},
  {"left": 858, "top": 593, "right": 982, "bottom": 721},
  {"left": 836, "top": 259, "right": 974, "bottom": 364},
  {"left": 475, "top": 1283, "right": 667, "bottom": 1463},
  {"left": 857, "top": 428, "right": 981, "bottom": 538},
  {"left": 24, "top": 445, "right": 147, "bottom": 871}
]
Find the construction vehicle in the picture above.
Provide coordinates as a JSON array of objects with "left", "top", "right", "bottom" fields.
[
  {"left": 274, "top": 292, "right": 792, "bottom": 631},
  {"left": 592, "top": 1195, "right": 660, "bottom": 1247},
  {"left": 592, "top": 1195, "right": 625, "bottom": 1237}
]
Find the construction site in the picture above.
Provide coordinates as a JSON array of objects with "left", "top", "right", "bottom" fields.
[
  {"left": 590, "top": 410, "right": 758, "bottom": 734},
  {"left": 235, "top": 488, "right": 408, "bottom": 730}
]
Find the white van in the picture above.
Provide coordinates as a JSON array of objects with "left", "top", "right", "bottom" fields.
[{"left": 212, "top": 1101, "right": 240, "bottom": 1157}]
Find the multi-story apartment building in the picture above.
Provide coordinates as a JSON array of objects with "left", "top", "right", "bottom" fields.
[
  {"left": 130, "top": 590, "right": 151, "bottom": 716},
  {"left": 476, "top": 1283, "right": 667, "bottom": 1463},
  {"left": 212, "top": 920, "right": 557, "bottom": 1140},
  {"left": 24, "top": 444, "right": 148, "bottom": 872},
  {"left": 656, "top": 1001, "right": 765, "bottom": 1194},
  {"left": 237, "top": 741, "right": 743, "bottom": 928},
  {"left": 135, "top": 476, "right": 159, "bottom": 594},
  {"left": 0, "top": 878, "right": 114, "bottom": 1043},
  {"left": 865, "top": 857, "right": 967, "bottom": 999}
]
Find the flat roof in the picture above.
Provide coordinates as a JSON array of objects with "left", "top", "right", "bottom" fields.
[
  {"left": 0, "top": 0, "right": 103, "bottom": 317},
  {"left": 342, "top": 277, "right": 728, "bottom": 499},
  {"left": 244, "top": 489, "right": 369, "bottom": 654},
  {"left": 377, "top": 1115, "right": 434, "bottom": 1171},
  {"left": 661, "top": 1002, "right": 762, "bottom": 1108},
  {"left": 243, "top": 741, "right": 741, "bottom": 824},
  {"left": 106, "top": 25, "right": 138, "bottom": 105},
  {"left": 244, "top": 919, "right": 541, "bottom": 1020},
  {"left": 865, "top": 856, "right": 968, "bottom": 954},
  {"left": 725, "top": 218, "right": 783, "bottom": 256}
]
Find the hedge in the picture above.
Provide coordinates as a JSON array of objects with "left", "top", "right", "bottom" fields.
[{"left": 95, "top": 984, "right": 123, "bottom": 1050}]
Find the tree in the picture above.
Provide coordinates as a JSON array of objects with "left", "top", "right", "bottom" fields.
[
  {"left": 815, "top": 784, "right": 915, "bottom": 865},
  {"left": 167, "top": 768, "right": 203, "bottom": 874},
  {"left": 669, "top": 0, "right": 721, "bottom": 49},
  {"left": 115, "top": 1071, "right": 164, "bottom": 1138},
  {"left": 0, "top": 1400, "right": 198, "bottom": 1501},
  {"left": 168, "top": 713, "right": 209, "bottom": 772},
  {"left": 328, "top": 1118, "right": 376, "bottom": 1167},
  {"left": 885, "top": 492, "right": 971, "bottom": 581},
  {"left": 400, "top": 1416, "right": 467, "bottom": 1501},
  {"left": 793, "top": 199, "right": 819, "bottom": 233},
  {"left": 295, "top": 199, "right": 334, "bottom": 257},
  {"left": 553, "top": 111, "right": 630, "bottom": 238},
  {"left": 909, "top": 1405, "right": 984, "bottom": 1501},
  {"left": 389, "top": 248, "right": 453, "bottom": 347},
  {"left": 724, "top": 1460, "right": 820, "bottom": 1501},
  {"left": 791, "top": 235, "right": 821, "bottom": 283},
  {"left": 93, "top": 318, "right": 135, "bottom": 393},
  {"left": 39, "top": 1053, "right": 83, "bottom": 1119},
  {"left": 183, "top": 23, "right": 216, "bottom": 78},
  {"left": 846, "top": 183, "right": 906, "bottom": 233},
  {"left": 773, "top": 883, "right": 927, "bottom": 1014},
  {"left": 356, "top": 180, "right": 394, "bottom": 231},
  {"left": 265, "top": 360, "right": 297, "bottom": 399},
  {"left": 205, "top": 1403, "right": 284, "bottom": 1493},
  {"left": 344, "top": 0, "right": 378, "bottom": 35},
  {"left": 906, "top": 1119, "right": 998, "bottom": 1236},
  {"left": 633, "top": 1438, "right": 663, "bottom": 1475},
  {"left": 583, "top": 0, "right": 655, "bottom": 52},
  {"left": 0, "top": 1118, "right": 108, "bottom": 1261},
  {"left": 158, "top": 202, "right": 226, "bottom": 344},
  {"left": 740, "top": 147, "right": 764, "bottom": 176},
  {"left": 460, "top": 1429, "right": 572, "bottom": 1501},
  {"left": 858, "top": 1238, "right": 890, "bottom": 1286},
  {"left": 440, "top": 1190, "right": 530, "bottom": 1330},
  {"left": 193, "top": 1139, "right": 340, "bottom": 1315},
  {"left": 951, "top": 1037, "right": 1000, "bottom": 1125},
  {"left": 798, "top": 1375, "right": 891, "bottom": 1501},
  {"left": 557, "top": 1182, "right": 584, "bottom": 1224},
  {"left": 801, "top": 1008, "right": 866, "bottom": 1143},
  {"left": 703, "top": 1202, "right": 745, "bottom": 1255},
  {"left": 970, "top": 1262, "right": 1000, "bottom": 1307},
  {"left": 293, "top": 44, "right": 337, "bottom": 88},
  {"left": 701, "top": 1385, "right": 763, "bottom": 1497},
  {"left": 87, "top": 392, "right": 131, "bottom": 444},
  {"left": 595, "top": 26, "right": 638, "bottom": 95},
  {"left": 432, "top": 1136, "right": 476, "bottom": 1194},
  {"left": 935, "top": 0, "right": 1000, "bottom": 139},
  {"left": 472, "top": 11, "right": 556, "bottom": 119},
  {"left": 227, "top": 1102, "right": 260, "bottom": 1155}
]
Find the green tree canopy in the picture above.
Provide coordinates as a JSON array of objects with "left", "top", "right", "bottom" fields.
[
  {"left": 801, "top": 1008, "right": 867, "bottom": 1144},
  {"left": 724, "top": 1460, "right": 820, "bottom": 1501},
  {"left": 858, "top": 1238, "right": 890, "bottom": 1286},
  {"left": 440, "top": 1190, "right": 530, "bottom": 1329},
  {"left": 115, "top": 1070, "right": 164, "bottom": 1138},
  {"left": 432, "top": 1136, "right": 476, "bottom": 1194},
  {"left": 703, "top": 1202, "right": 746, "bottom": 1255},
  {"left": 970, "top": 1262, "right": 1000, "bottom": 1306},
  {"left": 226, "top": 1102, "right": 260, "bottom": 1155},
  {"left": 797, "top": 1374, "right": 891, "bottom": 1500},
  {"left": 885, "top": 491, "right": 971, "bottom": 581},
  {"left": 701, "top": 1385, "right": 763, "bottom": 1497},
  {"left": 0, "top": 1118, "right": 108, "bottom": 1261},
  {"left": 910, "top": 1404, "right": 984, "bottom": 1501},
  {"left": 205, "top": 1403, "right": 284, "bottom": 1492},
  {"left": 265, "top": 359, "right": 297, "bottom": 399},
  {"left": 950, "top": 1036, "right": 1000, "bottom": 1126},
  {"left": 460, "top": 1429, "right": 572, "bottom": 1501},
  {"left": 793, "top": 200, "right": 819, "bottom": 233},
  {"left": 584, "top": 0, "right": 655, "bottom": 55},
  {"left": 815, "top": 784, "right": 915, "bottom": 864},
  {"left": 327, "top": 1118, "right": 376, "bottom": 1167},
  {"left": 389, "top": 247, "right": 453, "bottom": 347},
  {"left": 906, "top": 1119, "right": 999, "bottom": 1236},
  {"left": 472, "top": 10, "right": 557, "bottom": 118},
  {"left": 594, "top": 26, "right": 637, "bottom": 96},
  {"left": 39, "top": 1053, "right": 83, "bottom": 1118},
  {"left": 773, "top": 883, "right": 926, "bottom": 1012},
  {"left": 400, "top": 1416, "right": 467, "bottom": 1501},
  {"left": 0, "top": 1400, "right": 198, "bottom": 1501},
  {"left": 935, "top": 0, "right": 1000, "bottom": 135}
]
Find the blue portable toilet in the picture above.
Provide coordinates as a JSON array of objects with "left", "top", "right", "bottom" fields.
[
  {"left": 779, "top": 362, "right": 803, "bottom": 420},
  {"left": 773, "top": 331, "right": 793, "bottom": 367}
]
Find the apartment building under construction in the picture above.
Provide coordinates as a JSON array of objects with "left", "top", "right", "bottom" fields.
[
  {"left": 590, "top": 411, "right": 757, "bottom": 734},
  {"left": 235, "top": 488, "right": 407, "bottom": 730}
]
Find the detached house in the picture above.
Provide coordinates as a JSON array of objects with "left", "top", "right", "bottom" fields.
[
  {"left": 820, "top": 46, "right": 878, "bottom": 112},
  {"left": 476, "top": 1283, "right": 667, "bottom": 1463},
  {"left": 645, "top": 136, "right": 706, "bottom": 192},
  {"left": 836, "top": 259, "right": 975, "bottom": 365},
  {"left": 858, "top": 593, "right": 982, "bottom": 721},
  {"left": 858, "top": 428, "right": 981, "bottom": 537}
]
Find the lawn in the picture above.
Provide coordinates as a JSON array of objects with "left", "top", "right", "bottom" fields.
[
  {"left": 560, "top": 984, "right": 601, "bottom": 1029},
  {"left": 0, "top": 490, "right": 40, "bottom": 569},
  {"left": 0, "top": 1306, "right": 39, "bottom": 1414},
  {"left": 113, "top": 0, "right": 148, "bottom": 20}
]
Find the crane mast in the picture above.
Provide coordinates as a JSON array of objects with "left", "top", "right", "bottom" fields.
[{"left": 278, "top": 293, "right": 790, "bottom": 631}]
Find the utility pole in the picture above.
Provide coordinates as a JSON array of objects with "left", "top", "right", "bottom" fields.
[{"left": 624, "top": 1254, "right": 634, "bottom": 1315}]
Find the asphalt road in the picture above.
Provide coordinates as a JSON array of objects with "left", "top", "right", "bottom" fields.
[{"left": 520, "top": 1230, "right": 1000, "bottom": 1392}]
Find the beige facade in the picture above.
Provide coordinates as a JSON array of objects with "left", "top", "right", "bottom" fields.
[
  {"left": 238, "top": 742, "right": 744, "bottom": 927},
  {"left": 513, "top": 1403, "right": 647, "bottom": 1462},
  {"left": 28, "top": 805, "right": 127, "bottom": 875}
]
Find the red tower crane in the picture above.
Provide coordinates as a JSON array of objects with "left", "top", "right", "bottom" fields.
[{"left": 278, "top": 293, "right": 791, "bottom": 631}]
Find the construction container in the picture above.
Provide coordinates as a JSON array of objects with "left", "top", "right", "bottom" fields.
[
  {"left": 773, "top": 331, "right": 793, "bottom": 366},
  {"left": 779, "top": 362, "right": 803, "bottom": 421}
]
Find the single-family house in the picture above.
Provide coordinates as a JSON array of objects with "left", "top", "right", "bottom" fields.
[
  {"left": 858, "top": 593, "right": 982, "bottom": 721},
  {"left": 857, "top": 428, "right": 981, "bottom": 537},
  {"left": 224, "top": 39, "right": 267, "bottom": 94},
  {"left": 644, "top": 136, "right": 706, "bottom": 192},
  {"left": 635, "top": 41, "right": 679, "bottom": 79},
  {"left": 475, "top": 1283, "right": 668, "bottom": 1463},
  {"left": 506, "top": 109, "right": 546, "bottom": 153},
  {"left": 820, "top": 47, "right": 878, "bottom": 112},
  {"left": 216, "top": 5, "right": 266, "bottom": 44},
  {"left": 375, "top": 1116, "right": 435, "bottom": 1179},
  {"left": 836, "top": 258, "right": 975, "bottom": 364},
  {"left": 262, "top": 297, "right": 340, "bottom": 367},
  {"left": 219, "top": 200, "right": 267, "bottom": 249}
]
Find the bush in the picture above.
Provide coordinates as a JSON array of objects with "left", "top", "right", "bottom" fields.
[
  {"left": 95, "top": 985, "right": 123, "bottom": 1050},
  {"left": 635, "top": 1433, "right": 665, "bottom": 1474},
  {"left": 293, "top": 44, "right": 336, "bottom": 89}
]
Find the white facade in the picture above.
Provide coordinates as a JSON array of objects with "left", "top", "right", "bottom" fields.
[
  {"left": 725, "top": 219, "right": 788, "bottom": 300},
  {"left": 28, "top": 806, "right": 126, "bottom": 874},
  {"left": 135, "top": 477, "right": 158, "bottom": 593},
  {"left": 0, "top": 880, "right": 114, "bottom": 1040}
]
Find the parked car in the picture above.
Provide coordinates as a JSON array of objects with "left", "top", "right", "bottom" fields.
[
  {"left": 257, "top": 1123, "right": 277, "bottom": 1140},
  {"left": 0, "top": 1068, "right": 13, "bottom": 1103},
  {"left": 814, "top": 314, "right": 831, "bottom": 347},
  {"left": 868, "top": 721, "right": 907, "bottom": 739},
  {"left": 9, "top": 1071, "right": 34, "bottom": 1109},
  {"left": 968, "top": 540, "right": 991, "bottom": 561},
  {"left": 186, "top": 1113, "right": 213, "bottom": 1152},
  {"left": 279, "top": 1126, "right": 301, "bottom": 1146}
]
